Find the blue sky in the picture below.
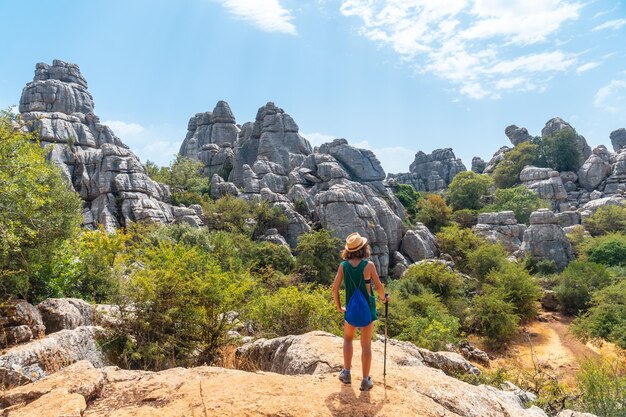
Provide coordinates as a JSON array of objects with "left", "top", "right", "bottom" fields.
[{"left": 1, "top": 0, "right": 625, "bottom": 173}]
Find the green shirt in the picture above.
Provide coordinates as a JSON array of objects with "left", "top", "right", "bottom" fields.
[{"left": 342, "top": 260, "right": 377, "bottom": 321}]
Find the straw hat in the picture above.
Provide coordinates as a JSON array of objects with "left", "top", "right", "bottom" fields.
[{"left": 344, "top": 232, "right": 368, "bottom": 252}]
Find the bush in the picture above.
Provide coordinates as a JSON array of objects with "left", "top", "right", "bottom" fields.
[
  {"left": 446, "top": 171, "right": 494, "bottom": 211},
  {"left": 250, "top": 242, "right": 296, "bottom": 274},
  {"left": 0, "top": 111, "right": 82, "bottom": 300},
  {"left": 450, "top": 209, "right": 478, "bottom": 229},
  {"left": 467, "top": 242, "right": 508, "bottom": 281},
  {"left": 586, "top": 234, "right": 626, "bottom": 267},
  {"left": 555, "top": 261, "right": 613, "bottom": 315},
  {"left": 246, "top": 285, "right": 342, "bottom": 337},
  {"left": 415, "top": 194, "right": 452, "bottom": 232},
  {"left": 576, "top": 359, "right": 626, "bottom": 417},
  {"left": 296, "top": 229, "right": 341, "bottom": 285},
  {"left": 105, "top": 241, "right": 253, "bottom": 370},
  {"left": 393, "top": 183, "right": 422, "bottom": 220},
  {"left": 150, "top": 155, "right": 209, "bottom": 205},
  {"left": 436, "top": 224, "right": 486, "bottom": 274},
  {"left": 471, "top": 288, "right": 520, "bottom": 348},
  {"left": 492, "top": 142, "right": 539, "bottom": 188},
  {"left": 400, "top": 262, "right": 465, "bottom": 303},
  {"left": 148, "top": 223, "right": 214, "bottom": 253},
  {"left": 534, "top": 129, "right": 582, "bottom": 172},
  {"left": 487, "top": 262, "right": 542, "bottom": 322},
  {"left": 583, "top": 205, "right": 626, "bottom": 236},
  {"left": 481, "top": 186, "right": 549, "bottom": 224},
  {"left": 573, "top": 279, "right": 626, "bottom": 349}
]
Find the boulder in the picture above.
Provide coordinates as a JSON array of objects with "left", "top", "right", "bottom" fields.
[
  {"left": 0, "top": 326, "right": 104, "bottom": 388},
  {"left": 505, "top": 124, "right": 532, "bottom": 146},
  {"left": 0, "top": 300, "right": 45, "bottom": 348},
  {"left": 603, "top": 149, "right": 626, "bottom": 194},
  {"left": 520, "top": 167, "right": 567, "bottom": 204},
  {"left": 578, "top": 146, "right": 611, "bottom": 191},
  {"left": 389, "top": 148, "right": 466, "bottom": 192},
  {"left": 484, "top": 146, "right": 511, "bottom": 174},
  {"left": 578, "top": 195, "right": 626, "bottom": 218},
  {"left": 37, "top": 298, "right": 94, "bottom": 334},
  {"left": 258, "top": 228, "right": 289, "bottom": 247},
  {"left": 473, "top": 211, "right": 526, "bottom": 253},
  {"left": 610, "top": 128, "right": 626, "bottom": 152},
  {"left": 400, "top": 223, "right": 438, "bottom": 263},
  {"left": 519, "top": 209, "right": 574, "bottom": 271},
  {"left": 472, "top": 156, "right": 486, "bottom": 173}
]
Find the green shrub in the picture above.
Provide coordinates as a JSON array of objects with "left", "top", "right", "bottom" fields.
[
  {"left": 401, "top": 262, "right": 465, "bottom": 303},
  {"left": 583, "top": 206, "right": 626, "bottom": 236},
  {"left": 471, "top": 289, "right": 520, "bottom": 348},
  {"left": 436, "top": 224, "right": 486, "bottom": 274},
  {"left": 573, "top": 279, "right": 626, "bottom": 349},
  {"left": 250, "top": 242, "right": 296, "bottom": 274},
  {"left": 587, "top": 235, "right": 626, "bottom": 267},
  {"left": 576, "top": 359, "right": 626, "bottom": 417},
  {"left": 467, "top": 242, "right": 508, "bottom": 281},
  {"left": 148, "top": 223, "right": 214, "bottom": 253},
  {"left": 246, "top": 285, "right": 342, "bottom": 337},
  {"left": 555, "top": 261, "right": 613, "bottom": 315},
  {"left": 0, "top": 111, "right": 82, "bottom": 301},
  {"left": 202, "top": 197, "right": 288, "bottom": 238},
  {"left": 446, "top": 171, "right": 493, "bottom": 211},
  {"left": 492, "top": 142, "right": 539, "bottom": 188},
  {"left": 487, "top": 262, "right": 542, "bottom": 322},
  {"left": 296, "top": 229, "right": 341, "bottom": 285},
  {"left": 393, "top": 183, "right": 422, "bottom": 220},
  {"left": 105, "top": 241, "right": 253, "bottom": 370},
  {"left": 150, "top": 155, "right": 209, "bottom": 205},
  {"left": 415, "top": 194, "right": 452, "bottom": 233},
  {"left": 481, "top": 186, "right": 549, "bottom": 224},
  {"left": 534, "top": 129, "right": 582, "bottom": 172},
  {"left": 450, "top": 209, "right": 478, "bottom": 229}
]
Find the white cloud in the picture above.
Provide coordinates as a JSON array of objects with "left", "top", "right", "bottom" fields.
[
  {"left": 594, "top": 79, "right": 626, "bottom": 113},
  {"left": 592, "top": 18, "right": 626, "bottom": 31},
  {"left": 218, "top": 0, "right": 297, "bottom": 35},
  {"left": 104, "top": 119, "right": 184, "bottom": 166},
  {"left": 339, "top": 0, "right": 582, "bottom": 99},
  {"left": 576, "top": 61, "right": 600, "bottom": 73}
]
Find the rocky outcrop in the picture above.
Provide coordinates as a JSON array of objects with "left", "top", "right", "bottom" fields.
[
  {"left": 473, "top": 211, "right": 526, "bottom": 253},
  {"left": 610, "top": 128, "right": 626, "bottom": 152},
  {"left": 0, "top": 300, "right": 45, "bottom": 348},
  {"left": 556, "top": 411, "right": 599, "bottom": 417},
  {"left": 484, "top": 146, "right": 511, "bottom": 174},
  {"left": 519, "top": 209, "right": 574, "bottom": 271},
  {"left": 505, "top": 125, "right": 532, "bottom": 146},
  {"left": 520, "top": 166, "right": 567, "bottom": 208},
  {"left": 578, "top": 146, "right": 612, "bottom": 191},
  {"left": 604, "top": 149, "right": 626, "bottom": 194},
  {"left": 472, "top": 156, "right": 486, "bottom": 173},
  {"left": 17, "top": 60, "right": 202, "bottom": 231},
  {"left": 388, "top": 148, "right": 466, "bottom": 192},
  {"left": 400, "top": 223, "right": 438, "bottom": 263},
  {"left": 0, "top": 326, "right": 104, "bottom": 388},
  {"left": 37, "top": 298, "right": 94, "bottom": 334},
  {"left": 541, "top": 117, "right": 592, "bottom": 166}
]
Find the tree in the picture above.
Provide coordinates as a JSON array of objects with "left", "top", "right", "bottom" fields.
[
  {"left": 471, "top": 288, "right": 520, "bottom": 348},
  {"left": 446, "top": 171, "right": 493, "bottom": 211},
  {"left": 555, "top": 261, "right": 612, "bottom": 315},
  {"left": 467, "top": 242, "right": 508, "bottom": 281},
  {"left": 393, "top": 183, "right": 422, "bottom": 220},
  {"left": 487, "top": 262, "right": 542, "bottom": 322},
  {"left": 492, "top": 142, "right": 539, "bottom": 188},
  {"left": 296, "top": 229, "right": 342, "bottom": 284},
  {"left": 436, "top": 224, "right": 486, "bottom": 274},
  {"left": 149, "top": 155, "right": 209, "bottom": 205},
  {"left": 0, "top": 110, "right": 82, "bottom": 300},
  {"left": 586, "top": 234, "right": 626, "bottom": 267},
  {"left": 534, "top": 129, "right": 581, "bottom": 172},
  {"left": 482, "top": 186, "right": 549, "bottom": 224},
  {"left": 415, "top": 194, "right": 452, "bottom": 232}
]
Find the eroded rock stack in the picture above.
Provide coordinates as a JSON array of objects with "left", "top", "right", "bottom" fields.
[
  {"left": 387, "top": 148, "right": 466, "bottom": 192},
  {"left": 18, "top": 60, "right": 202, "bottom": 230},
  {"left": 519, "top": 209, "right": 575, "bottom": 271},
  {"left": 473, "top": 211, "right": 526, "bottom": 253}
]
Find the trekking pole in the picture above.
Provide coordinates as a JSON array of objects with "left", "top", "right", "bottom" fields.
[{"left": 383, "top": 293, "right": 389, "bottom": 381}]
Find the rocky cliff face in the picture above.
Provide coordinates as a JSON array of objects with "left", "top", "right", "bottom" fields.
[
  {"left": 181, "top": 102, "right": 404, "bottom": 276},
  {"left": 387, "top": 148, "right": 467, "bottom": 192},
  {"left": 17, "top": 60, "right": 202, "bottom": 230}
]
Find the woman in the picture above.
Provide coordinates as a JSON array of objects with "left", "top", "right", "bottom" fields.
[{"left": 332, "top": 232, "right": 388, "bottom": 391}]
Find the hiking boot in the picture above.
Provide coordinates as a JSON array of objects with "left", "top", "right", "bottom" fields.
[
  {"left": 360, "top": 376, "right": 373, "bottom": 391},
  {"left": 338, "top": 369, "right": 351, "bottom": 384}
]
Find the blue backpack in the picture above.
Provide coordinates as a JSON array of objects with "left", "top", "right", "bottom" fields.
[{"left": 345, "top": 264, "right": 373, "bottom": 328}]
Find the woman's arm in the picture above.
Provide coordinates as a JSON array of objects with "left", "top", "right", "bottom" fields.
[
  {"left": 368, "top": 261, "right": 388, "bottom": 303},
  {"left": 332, "top": 264, "right": 345, "bottom": 312}
]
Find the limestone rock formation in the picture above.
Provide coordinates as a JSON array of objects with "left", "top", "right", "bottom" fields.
[
  {"left": 472, "top": 156, "right": 486, "bottom": 173},
  {"left": 610, "top": 128, "right": 626, "bottom": 152},
  {"left": 0, "top": 326, "right": 104, "bottom": 388},
  {"left": 0, "top": 300, "right": 45, "bottom": 348},
  {"left": 473, "top": 211, "right": 526, "bottom": 253},
  {"left": 17, "top": 60, "right": 201, "bottom": 231},
  {"left": 484, "top": 146, "right": 511, "bottom": 174},
  {"left": 505, "top": 124, "right": 532, "bottom": 146},
  {"left": 578, "top": 146, "right": 612, "bottom": 191},
  {"left": 604, "top": 149, "right": 626, "bottom": 194},
  {"left": 519, "top": 209, "right": 574, "bottom": 271},
  {"left": 400, "top": 223, "right": 438, "bottom": 263},
  {"left": 520, "top": 167, "right": 567, "bottom": 208},
  {"left": 541, "top": 117, "right": 592, "bottom": 165},
  {"left": 37, "top": 298, "right": 95, "bottom": 334},
  {"left": 388, "top": 148, "right": 466, "bottom": 192}
]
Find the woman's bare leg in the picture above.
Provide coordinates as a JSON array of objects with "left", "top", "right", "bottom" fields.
[
  {"left": 360, "top": 322, "right": 375, "bottom": 377},
  {"left": 343, "top": 321, "right": 356, "bottom": 370}
]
